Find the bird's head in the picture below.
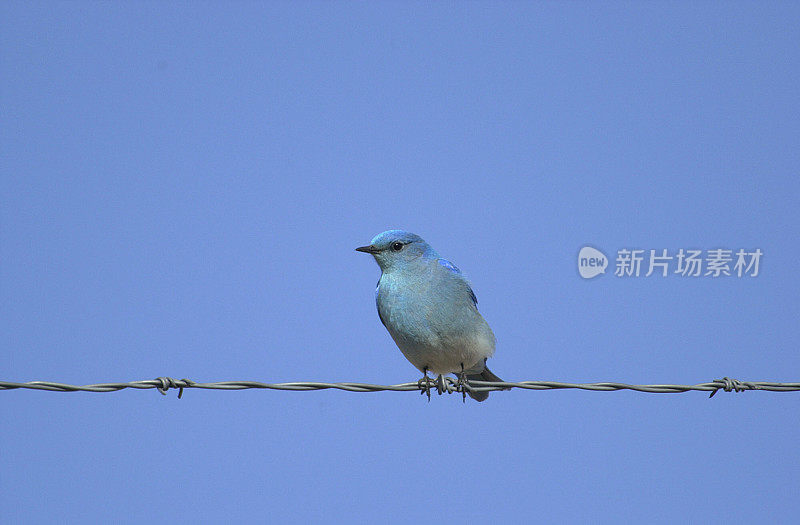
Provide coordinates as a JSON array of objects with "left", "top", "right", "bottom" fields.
[{"left": 355, "top": 230, "right": 435, "bottom": 271}]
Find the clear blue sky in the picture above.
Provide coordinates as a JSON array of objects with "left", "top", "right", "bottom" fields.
[{"left": 2, "top": 2, "right": 798, "bottom": 522}]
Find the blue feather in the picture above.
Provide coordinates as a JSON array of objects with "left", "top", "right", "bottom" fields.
[
  {"left": 437, "top": 258, "right": 461, "bottom": 273},
  {"left": 438, "top": 258, "right": 477, "bottom": 305}
]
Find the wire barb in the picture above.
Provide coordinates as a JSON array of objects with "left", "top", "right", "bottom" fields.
[
  {"left": 154, "top": 377, "right": 195, "bottom": 399},
  {"left": 708, "top": 377, "right": 757, "bottom": 398},
  {"left": 1, "top": 377, "right": 798, "bottom": 398}
]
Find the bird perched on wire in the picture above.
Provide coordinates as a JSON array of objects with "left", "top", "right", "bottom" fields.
[{"left": 356, "top": 230, "right": 506, "bottom": 401}]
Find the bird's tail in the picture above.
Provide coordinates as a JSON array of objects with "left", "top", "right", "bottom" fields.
[{"left": 466, "top": 366, "right": 508, "bottom": 402}]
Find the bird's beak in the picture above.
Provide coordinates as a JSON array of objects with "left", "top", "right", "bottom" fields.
[{"left": 355, "top": 245, "right": 379, "bottom": 254}]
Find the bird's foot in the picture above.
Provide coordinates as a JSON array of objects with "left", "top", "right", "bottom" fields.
[
  {"left": 455, "top": 368, "right": 469, "bottom": 403},
  {"left": 417, "top": 371, "right": 434, "bottom": 401},
  {"left": 436, "top": 374, "right": 447, "bottom": 396}
]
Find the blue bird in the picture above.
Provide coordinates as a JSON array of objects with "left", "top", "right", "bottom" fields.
[{"left": 356, "top": 230, "right": 505, "bottom": 401}]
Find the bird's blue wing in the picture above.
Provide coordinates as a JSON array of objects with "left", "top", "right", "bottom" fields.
[
  {"left": 438, "top": 258, "right": 478, "bottom": 306},
  {"left": 468, "top": 288, "right": 478, "bottom": 306},
  {"left": 437, "top": 258, "right": 461, "bottom": 274}
]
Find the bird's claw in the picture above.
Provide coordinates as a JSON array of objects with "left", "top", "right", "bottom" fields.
[
  {"left": 455, "top": 370, "right": 469, "bottom": 403},
  {"left": 436, "top": 374, "right": 446, "bottom": 396},
  {"left": 417, "top": 373, "right": 433, "bottom": 401},
  {"left": 417, "top": 371, "right": 460, "bottom": 401}
]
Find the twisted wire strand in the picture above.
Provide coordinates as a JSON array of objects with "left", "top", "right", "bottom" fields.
[{"left": 1, "top": 377, "right": 799, "bottom": 398}]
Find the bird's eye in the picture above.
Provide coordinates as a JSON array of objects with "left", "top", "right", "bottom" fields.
[{"left": 391, "top": 242, "right": 404, "bottom": 251}]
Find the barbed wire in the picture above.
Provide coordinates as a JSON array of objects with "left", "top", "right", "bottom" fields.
[{"left": 1, "top": 376, "right": 799, "bottom": 399}]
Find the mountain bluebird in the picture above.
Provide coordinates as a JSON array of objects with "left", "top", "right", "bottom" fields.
[{"left": 356, "top": 230, "right": 505, "bottom": 401}]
